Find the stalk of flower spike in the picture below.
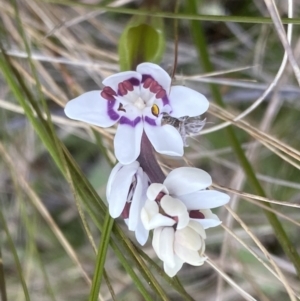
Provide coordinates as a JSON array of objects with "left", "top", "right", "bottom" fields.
[{"left": 137, "top": 131, "right": 166, "bottom": 183}]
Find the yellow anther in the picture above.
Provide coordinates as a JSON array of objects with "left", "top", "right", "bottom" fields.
[{"left": 151, "top": 104, "right": 159, "bottom": 117}]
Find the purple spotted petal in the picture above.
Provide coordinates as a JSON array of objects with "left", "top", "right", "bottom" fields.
[
  {"left": 102, "top": 71, "right": 141, "bottom": 93},
  {"left": 137, "top": 62, "right": 171, "bottom": 93},
  {"left": 65, "top": 91, "right": 120, "bottom": 127}
]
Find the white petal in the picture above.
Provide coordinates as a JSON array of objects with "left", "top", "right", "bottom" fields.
[
  {"left": 141, "top": 199, "right": 159, "bottom": 222},
  {"left": 163, "top": 256, "right": 184, "bottom": 277},
  {"left": 146, "top": 183, "right": 168, "bottom": 201},
  {"left": 175, "top": 227, "right": 202, "bottom": 251},
  {"left": 141, "top": 171, "right": 151, "bottom": 196},
  {"left": 102, "top": 71, "right": 141, "bottom": 92},
  {"left": 114, "top": 114, "right": 143, "bottom": 164},
  {"left": 106, "top": 162, "right": 123, "bottom": 201},
  {"left": 194, "top": 218, "right": 221, "bottom": 229},
  {"left": 153, "top": 227, "right": 163, "bottom": 259},
  {"left": 176, "top": 212, "right": 190, "bottom": 230},
  {"left": 174, "top": 241, "right": 206, "bottom": 266},
  {"left": 160, "top": 195, "right": 186, "bottom": 216},
  {"left": 180, "top": 190, "right": 230, "bottom": 210},
  {"left": 160, "top": 195, "right": 189, "bottom": 229},
  {"left": 164, "top": 167, "right": 212, "bottom": 196},
  {"left": 169, "top": 86, "right": 209, "bottom": 118},
  {"left": 159, "top": 227, "right": 175, "bottom": 268},
  {"left": 187, "top": 220, "right": 206, "bottom": 239},
  {"left": 142, "top": 200, "right": 175, "bottom": 229},
  {"left": 144, "top": 123, "right": 183, "bottom": 157},
  {"left": 137, "top": 62, "right": 171, "bottom": 92},
  {"left": 128, "top": 168, "right": 144, "bottom": 231},
  {"left": 202, "top": 209, "right": 221, "bottom": 221},
  {"left": 144, "top": 212, "right": 175, "bottom": 230},
  {"left": 108, "top": 163, "right": 139, "bottom": 218},
  {"left": 134, "top": 217, "right": 149, "bottom": 246},
  {"left": 192, "top": 209, "right": 221, "bottom": 229},
  {"left": 65, "top": 91, "right": 120, "bottom": 127},
  {"left": 199, "top": 239, "right": 206, "bottom": 255},
  {"left": 132, "top": 171, "right": 149, "bottom": 245}
]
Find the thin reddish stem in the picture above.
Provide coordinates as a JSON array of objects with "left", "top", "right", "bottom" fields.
[{"left": 137, "top": 131, "right": 165, "bottom": 183}]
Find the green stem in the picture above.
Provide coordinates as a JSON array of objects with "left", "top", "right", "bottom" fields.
[
  {"left": 0, "top": 210, "right": 31, "bottom": 301},
  {"left": 40, "top": 1, "right": 300, "bottom": 25},
  {"left": 103, "top": 270, "right": 117, "bottom": 301},
  {"left": 136, "top": 246, "right": 195, "bottom": 301},
  {"left": 0, "top": 249, "right": 8, "bottom": 301},
  {"left": 186, "top": 0, "right": 300, "bottom": 278},
  {"left": 89, "top": 212, "right": 114, "bottom": 301}
]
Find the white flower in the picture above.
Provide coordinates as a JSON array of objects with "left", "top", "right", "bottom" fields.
[
  {"left": 141, "top": 192, "right": 190, "bottom": 230},
  {"left": 141, "top": 167, "right": 230, "bottom": 230},
  {"left": 153, "top": 221, "right": 206, "bottom": 277},
  {"left": 141, "top": 167, "right": 230, "bottom": 276},
  {"left": 106, "top": 161, "right": 149, "bottom": 245},
  {"left": 64, "top": 62, "right": 209, "bottom": 164}
]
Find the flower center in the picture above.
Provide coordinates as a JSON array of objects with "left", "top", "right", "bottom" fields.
[
  {"left": 134, "top": 97, "right": 146, "bottom": 110},
  {"left": 102, "top": 78, "right": 167, "bottom": 117}
]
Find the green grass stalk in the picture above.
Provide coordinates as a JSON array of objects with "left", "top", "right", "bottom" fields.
[{"left": 88, "top": 212, "right": 114, "bottom": 301}]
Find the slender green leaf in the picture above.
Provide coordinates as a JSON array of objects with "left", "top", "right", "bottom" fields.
[
  {"left": 0, "top": 249, "right": 8, "bottom": 301},
  {"left": 41, "top": 1, "right": 300, "bottom": 24},
  {"left": 103, "top": 270, "right": 117, "bottom": 301},
  {"left": 0, "top": 210, "right": 31, "bottom": 301},
  {"left": 89, "top": 212, "right": 114, "bottom": 301}
]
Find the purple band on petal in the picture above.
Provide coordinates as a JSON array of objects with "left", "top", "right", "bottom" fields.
[
  {"left": 121, "top": 202, "right": 131, "bottom": 219},
  {"left": 107, "top": 100, "right": 119, "bottom": 121},
  {"left": 162, "top": 95, "right": 170, "bottom": 106},
  {"left": 142, "top": 75, "right": 170, "bottom": 105},
  {"left": 189, "top": 210, "right": 205, "bottom": 219},
  {"left": 117, "top": 77, "right": 140, "bottom": 96},
  {"left": 120, "top": 116, "right": 141, "bottom": 127},
  {"left": 144, "top": 116, "right": 156, "bottom": 126},
  {"left": 128, "top": 77, "right": 140, "bottom": 86},
  {"left": 142, "top": 74, "right": 153, "bottom": 83}
]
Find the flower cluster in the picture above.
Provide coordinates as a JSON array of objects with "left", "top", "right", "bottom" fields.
[
  {"left": 65, "top": 62, "right": 229, "bottom": 277},
  {"left": 141, "top": 167, "right": 229, "bottom": 276}
]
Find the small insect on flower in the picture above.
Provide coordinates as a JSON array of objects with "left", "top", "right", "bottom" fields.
[
  {"left": 162, "top": 114, "right": 206, "bottom": 146},
  {"left": 64, "top": 62, "right": 209, "bottom": 164}
]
